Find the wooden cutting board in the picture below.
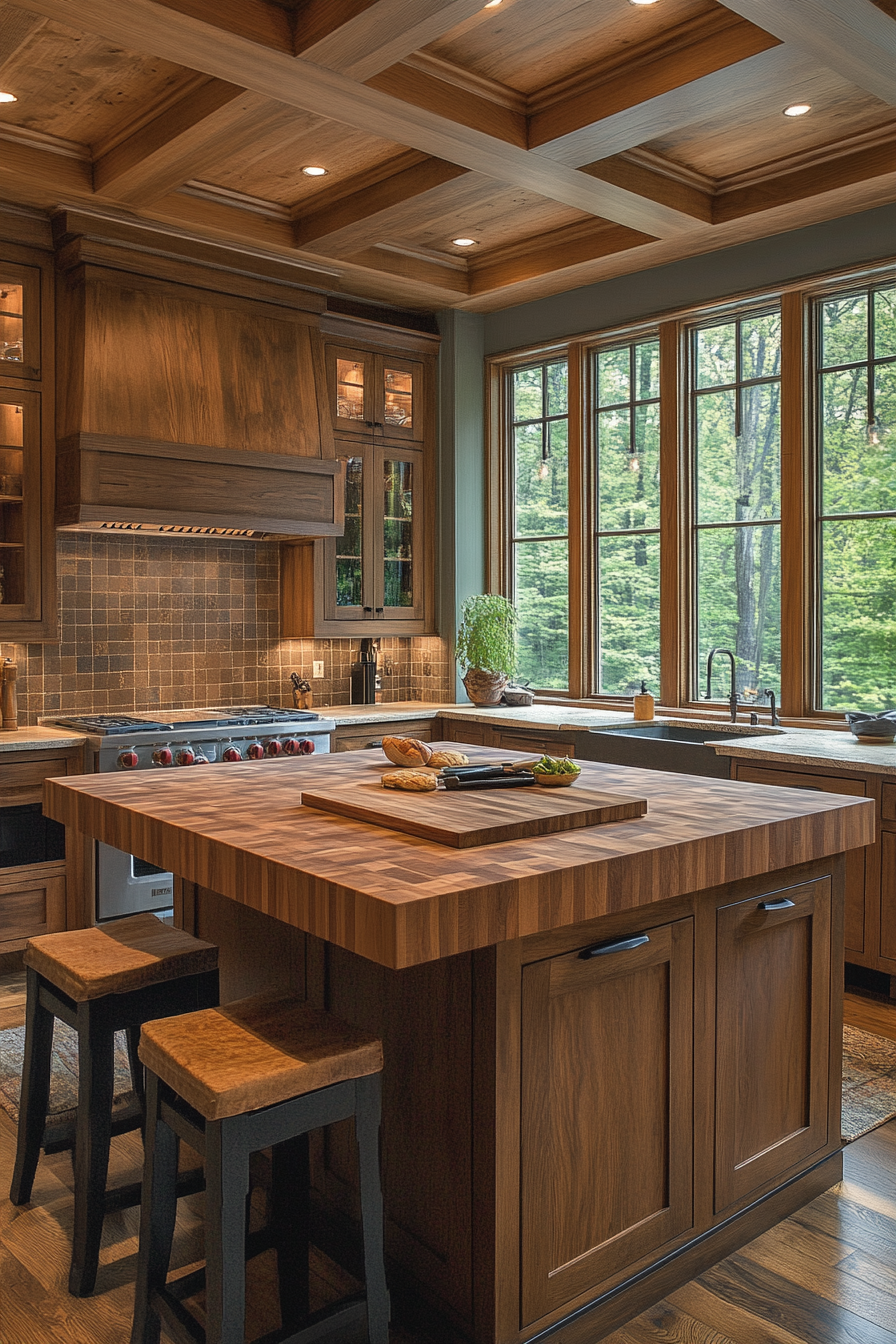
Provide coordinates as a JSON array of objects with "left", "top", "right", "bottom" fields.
[{"left": 300, "top": 779, "right": 647, "bottom": 848}]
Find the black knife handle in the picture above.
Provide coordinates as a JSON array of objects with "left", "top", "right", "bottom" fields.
[{"left": 442, "top": 774, "right": 536, "bottom": 790}]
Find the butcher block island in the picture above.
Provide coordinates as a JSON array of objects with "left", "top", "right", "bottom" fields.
[{"left": 44, "top": 746, "right": 873, "bottom": 1344}]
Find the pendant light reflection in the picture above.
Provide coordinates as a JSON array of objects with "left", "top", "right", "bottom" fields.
[
  {"left": 867, "top": 415, "right": 886, "bottom": 447},
  {"left": 628, "top": 448, "right": 640, "bottom": 473}
]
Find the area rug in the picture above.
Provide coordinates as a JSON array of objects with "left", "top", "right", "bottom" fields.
[
  {"left": 841, "top": 1024, "right": 896, "bottom": 1142},
  {"left": 0, "top": 1023, "right": 893, "bottom": 1143},
  {"left": 0, "top": 1022, "right": 134, "bottom": 1127}
]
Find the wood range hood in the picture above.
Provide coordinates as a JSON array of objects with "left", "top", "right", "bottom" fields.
[{"left": 53, "top": 217, "right": 344, "bottom": 540}]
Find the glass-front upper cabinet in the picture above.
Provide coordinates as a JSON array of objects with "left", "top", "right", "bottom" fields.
[
  {"left": 0, "top": 389, "right": 40, "bottom": 618},
  {"left": 327, "top": 345, "right": 424, "bottom": 442},
  {"left": 327, "top": 444, "right": 423, "bottom": 624},
  {"left": 0, "top": 263, "right": 41, "bottom": 380}
]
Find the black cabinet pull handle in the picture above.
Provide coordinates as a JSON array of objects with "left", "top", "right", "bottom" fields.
[
  {"left": 375, "top": 607, "right": 384, "bottom": 614},
  {"left": 758, "top": 897, "right": 795, "bottom": 911},
  {"left": 364, "top": 739, "right": 383, "bottom": 749},
  {"left": 579, "top": 934, "right": 650, "bottom": 959},
  {"left": 362, "top": 606, "right": 373, "bottom": 612}
]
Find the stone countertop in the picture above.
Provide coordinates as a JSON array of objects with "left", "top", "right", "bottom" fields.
[
  {"left": 316, "top": 702, "right": 634, "bottom": 730},
  {"left": 713, "top": 728, "right": 896, "bottom": 776},
  {"left": 0, "top": 726, "right": 88, "bottom": 752}
]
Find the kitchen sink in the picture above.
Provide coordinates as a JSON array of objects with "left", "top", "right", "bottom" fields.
[{"left": 578, "top": 720, "right": 784, "bottom": 778}]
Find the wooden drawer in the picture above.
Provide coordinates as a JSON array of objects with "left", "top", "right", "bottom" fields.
[
  {"left": 881, "top": 783, "right": 896, "bottom": 822},
  {"left": 734, "top": 763, "right": 866, "bottom": 797},
  {"left": 335, "top": 719, "right": 436, "bottom": 753},
  {"left": 493, "top": 729, "right": 576, "bottom": 759},
  {"left": 0, "top": 749, "right": 84, "bottom": 807},
  {"left": 0, "top": 862, "right": 66, "bottom": 951}
]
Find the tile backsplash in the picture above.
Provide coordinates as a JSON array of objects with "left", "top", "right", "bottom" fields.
[{"left": 8, "top": 534, "right": 452, "bottom": 724}]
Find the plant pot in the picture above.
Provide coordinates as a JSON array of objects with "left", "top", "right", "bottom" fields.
[{"left": 462, "top": 668, "right": 508, "bottom": 706}]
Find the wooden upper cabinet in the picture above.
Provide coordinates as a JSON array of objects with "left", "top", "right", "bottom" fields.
[
  {"left": 327, "top": 344, "right": 425, "bottom": 444},
  {"left": 714, "top": 876, "right": 832, "bottom": 1214},
  {"left": 0, "top": 238, "right": 55, "bottom": 640},
  {"left": 520, "top": 919, "right": 694, "bottom": 1326}
]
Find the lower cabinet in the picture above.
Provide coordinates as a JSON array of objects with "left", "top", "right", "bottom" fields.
[
  {"left": 732, "top": 762, "right": 867, "bottom": 957},
  {"left": 520, "top": 918, "right": 694, "bottom": 1324},
  {"left": 714, "top": 876, "right": 832, "bottom": 1212},
  {"left": 0, "top": 860, "right": 66, "bottom": 952},
  {"left": 334, "top": 718, "right": 439, "bottom": 752}
]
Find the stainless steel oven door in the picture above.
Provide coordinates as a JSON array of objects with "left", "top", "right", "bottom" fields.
[{"left": 96, "top": 841, "right": 174, "bottom": 922}]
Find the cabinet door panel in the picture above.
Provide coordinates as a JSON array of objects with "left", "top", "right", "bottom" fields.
[
  {"left": 733, "top": 763, "right": 866, "bottom": 955},
  {"left": 521, "top": 919, "right": 693, "bottom": 1325},
  {"left": 715, "top": 877, "right": 831, "bottom": 1213},
  {"left": 494, "top": 730, "right": 576, "bottom": 758},
  {"left": 0, "top": 866, "right": 65, "bottom": 951},
  {"left": 880, "top": 831, "right": 896, "bottom": 965}
]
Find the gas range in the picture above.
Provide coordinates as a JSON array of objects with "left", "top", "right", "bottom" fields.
[{"left": 48, "top": 706, "right": 336, "bottom": 772}]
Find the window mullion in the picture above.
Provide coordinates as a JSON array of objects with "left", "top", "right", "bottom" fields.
[
  {"left": 567, "top": 341, "right": 588, "bottom": 700},
  {"left": 780, "top": 288, "right": 810, "bottom": 718},
  {"left": 659, "top": 319, "right": 682, "bottom": 708}
]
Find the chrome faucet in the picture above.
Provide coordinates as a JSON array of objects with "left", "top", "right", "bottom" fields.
[{"left": 705, "top": 647, "right": 739, "bottom": 722}]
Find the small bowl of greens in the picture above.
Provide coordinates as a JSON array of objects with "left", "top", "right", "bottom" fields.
[{"left": 531, "top": 755, "right": 581, "bottom": 787}]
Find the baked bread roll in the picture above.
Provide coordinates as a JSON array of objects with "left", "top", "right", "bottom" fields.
[
  {"left": 382, "top": 737, "right": 433, "bottom": 767},
  {"left": 382, "top": 769, "right": 438, "bottom": 791}
]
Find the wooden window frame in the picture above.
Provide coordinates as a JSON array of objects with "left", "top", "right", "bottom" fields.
[{"left": 487, "top": 260, "right": 896, "bottom": 723}]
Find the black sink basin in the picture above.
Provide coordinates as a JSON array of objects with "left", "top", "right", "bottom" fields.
[{"left": 578, "top": 721, "right": 781, "bottom": 778}]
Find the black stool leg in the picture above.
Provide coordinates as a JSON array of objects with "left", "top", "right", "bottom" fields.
[
  {"left": 205, "top": 1116, "right": 251, "bottom": 1344},
  {"left": 125, "top": 1026, "right": 146, "bottom": 1117},
  {"left": 355, "top": 1075, "right": 390, "bottom": 1344},
  {"left": 271, "top": 1131, "right": 310, "bottom": 1330},
  {"left": 10, "top": 968, "right": 54, "bottom": 1205},
  {"left": 69, "top": 999, "right": 116, "bottom": 1296},
  {"left": 130, "top": 1072, "right": 179, "bottom": 1344}
]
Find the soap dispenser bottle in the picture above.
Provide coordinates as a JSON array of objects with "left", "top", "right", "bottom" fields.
[{"left": 633, "top": 680, "right": 654, "bottom": 721}]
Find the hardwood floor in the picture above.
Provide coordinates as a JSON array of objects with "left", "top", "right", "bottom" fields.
[{"left": 0, "top": 981, "right": 894, "bottom": 1344}]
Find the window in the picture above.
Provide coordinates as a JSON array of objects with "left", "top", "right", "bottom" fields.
[
  {"left": 816, "top": 283, "right": 896, "bottom": 711},
  {"left": 690, "top": 309, "right": 781, "bottom": 705},
  {"left": 490, "top": 263, "right": 895, "bottom": 720},
  {"left": 595, "top": 339, "right": 660, "bottom": 694},
  {"left": 509, "top": 360, "right": 569, "bottom": 689}
]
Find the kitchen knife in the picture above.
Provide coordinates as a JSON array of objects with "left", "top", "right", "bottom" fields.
[{"left": 442, "top": 773, "right": 536, "bottom": 790}]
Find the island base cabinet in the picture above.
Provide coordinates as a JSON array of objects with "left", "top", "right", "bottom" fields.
[
  {"left": 520, "top": 919, "right": 694, "bottom": 1326},
  {"left": 714, "top": 876, "right": 833, "bottom": 1213}
]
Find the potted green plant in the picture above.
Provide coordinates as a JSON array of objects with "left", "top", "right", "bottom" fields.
[{"left": 455, "top": 594, "right": 517, "bottom": 705}]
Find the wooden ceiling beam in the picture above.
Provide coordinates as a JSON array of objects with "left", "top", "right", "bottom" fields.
[
  {"left": 3, "top": 0, "right": 700, "bottom": 238},
  {"left": 142, "top": 0, "right": 294, "bottom": 53},
  {"left": 720, "top": 0, "right": 896, "bottom": 106},
  {"left": 713, "top": 132, "right": 896, "bottom": 223},
  {"left": 366, "top": 63, "right": 527, "bottom": 149},
  {"left": 529, "top": 11, "right": 779, "bottom": 153},
  {"left": 335, "top": 244, "right": 470, "bottom": 297},
  {"left": 92, "top": 80, "right": 268, "bottom": 204},
  {"left": 293, "top": 157, "right": 470, "bottom": 246},
  {"left": 296, "top": 0, "right": 495, "bottom": 82},
  {"left": 581, "top": 156, "right": 713, "bottom": 224},
  {"left": 535, "top": 44, "right": 812, "bottom": 167},
  {"left": 468, "top": 221, "right": 656, "bottom": 297},
  {"left": 0, "top": 132, "right": 92, "bottom": 199}
]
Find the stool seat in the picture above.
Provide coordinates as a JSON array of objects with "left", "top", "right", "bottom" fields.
[
  {"left": 24, "top": 913, "right": 218, "bottom": 1001},
  {"left": 131, "top": 992, "right": 389, "bottom": 1344},
  {"left": 11, "top": 914, "right": 219, "bottom": 1298},
  {"left": 139, "top": 993, "right": 383, "bottom": 1120}
]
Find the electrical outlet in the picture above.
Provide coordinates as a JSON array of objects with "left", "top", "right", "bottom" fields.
[{"left": 312, "top": 661, "right": 324, "bottom": 678}]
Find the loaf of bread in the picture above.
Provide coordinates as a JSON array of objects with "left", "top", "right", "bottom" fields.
[
  {"left": 428, "top": 750, "right": 470, "bottom": 768},
  {"left": 382, "top": 736, "right": 433, "bottom": 767},
  {"left": 382, "top": 769, "right": 438, "bottom": 792}
]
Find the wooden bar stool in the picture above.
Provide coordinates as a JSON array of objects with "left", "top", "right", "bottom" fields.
[
  {"left": 130, "top": 991, "right": 390, "bottom": 1344},
  {"left": 9, "top": 913, "right": 219, "bottom": 1297}
]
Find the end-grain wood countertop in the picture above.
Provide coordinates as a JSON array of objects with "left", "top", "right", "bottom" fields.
[{"left": 43, "top": 745, "right": 874, "bottom": 969}]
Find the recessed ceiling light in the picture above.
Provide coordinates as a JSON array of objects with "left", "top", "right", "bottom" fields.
[
  {"left": 301, "top": 165, "right": 328, "bottom": 177},
  {"left": 0, "top": 91, "right": 17, "bottom": 104},
  {"left": 783, "top": 103, "right": 811, "bottom": 117},
  {"left": 452, "top": 238, "right": 478, "bottom": 247}
]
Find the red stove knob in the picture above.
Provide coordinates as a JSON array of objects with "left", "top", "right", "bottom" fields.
[
  {"left": 117, "top": 749, "right": 139, "bottom": 770},
  {"left": 247, "top": 741, "right": 265, "bottom": 760},
  {"left": 152, "top": 746, "right": 173, "bottom": 767},
  {"left": 266, "top": 739, "right": 283, "bottom": 757},
  {"left": 222, "top": 745, "right": 242, "bottom": 762},
  {"left": 175, "top": 747, "right": 195, "bottom": 766},
  {"left": 283, "top": 738, "right": 301, "bottom": 755},
  {"left": 298, "top": 738, "right": 315, "bottom": 755}
]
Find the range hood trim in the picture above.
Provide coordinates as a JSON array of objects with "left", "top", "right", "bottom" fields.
[{"left": 56, "top": 432, "right": 346, "bottom": 539}]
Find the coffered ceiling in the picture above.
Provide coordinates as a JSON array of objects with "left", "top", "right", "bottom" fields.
[{"left": 0, "top": 0, "right": 893, "bottom": 312}]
